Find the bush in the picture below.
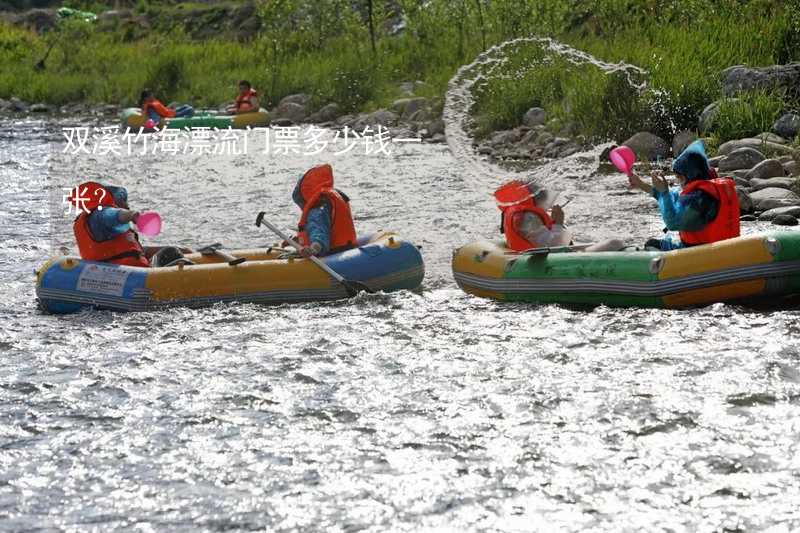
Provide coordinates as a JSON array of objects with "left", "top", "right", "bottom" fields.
[{"left": 710, "top": 91, "right": 784, "bottom": 142}]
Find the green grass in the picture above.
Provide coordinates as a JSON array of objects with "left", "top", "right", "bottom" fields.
[{"left": 1, "top": 0, "right": 799, "bottom": 144}]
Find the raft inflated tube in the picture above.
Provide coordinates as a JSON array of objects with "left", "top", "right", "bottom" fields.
[
  {"left": 120, "top": 108, "right": 270, "bottom": 130},
  {"left": 36, "top": 232, "right": 424, "bottom": 314},
  {"left": 452, "top": 232, "right": 800, "bottom": 308}
]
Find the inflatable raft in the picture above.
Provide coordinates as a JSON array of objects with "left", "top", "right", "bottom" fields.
[
  {"left": 36, "top": 232, "right": 423, "bottom": 314},
  {"left": 120, "top": 108, "right": 270, "bottom": 130},
  {"left": 452, "top": 232, "right": 800, "bottom": 308}
]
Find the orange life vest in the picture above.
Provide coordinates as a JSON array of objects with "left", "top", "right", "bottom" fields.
[
  {"left": 235, "top": 89, "right": 258, "bottom": 112},
  {"left": 296, "top": 164, "right": 357, "bottom": 254},
  {"left": 141, "top": 99, "right": 175, "bottom": 119},
  {"left": 495, "top": 180, "right": 554, "bottom": 251},
  {"left": 71, "top": 182, "right": 149, "bottom": 267},
  {"left": 678, "top": 177, "right": 740, "bottom": 246}
]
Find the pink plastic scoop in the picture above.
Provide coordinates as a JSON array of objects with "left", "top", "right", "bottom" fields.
[
  {"left": 609, "top": 146, "right": 636, "bottom": 176},
  {"left": 135, "top": 211, "right": 162, "bottom": 237}
]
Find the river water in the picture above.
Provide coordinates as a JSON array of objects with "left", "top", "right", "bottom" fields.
[{"left": 1, "top": 113, "right": 800, "bottom": 533}]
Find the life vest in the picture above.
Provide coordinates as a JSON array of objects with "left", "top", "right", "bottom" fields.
[
  {"left": 70, "top": 182, "right": 149, "bottom": 267},
  {"left": 296, "top": 164, "right": 357, "bottom": 254},
  {"left": 678, "top": 177, "right": 740, "bottom": 246},
  {"left": 495, "top": 180, "right": 554, "bottom": 251},
  {"left": 235, "top": 89, "right": 258, "bottom": 112},
  {"left": 141, "top": 99, "right": 175, "bottom": 120}
]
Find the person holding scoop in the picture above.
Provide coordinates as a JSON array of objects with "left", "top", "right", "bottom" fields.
[
  {"left": 495, "top": 179, "right": 623, "bottom": 252},
  {"left": 624, "top": 140, "right": 740, "bottom": 250}
]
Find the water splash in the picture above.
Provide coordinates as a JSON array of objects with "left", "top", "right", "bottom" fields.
[{"left": 443, "top": 36, "right": 648, "bottom": 199}]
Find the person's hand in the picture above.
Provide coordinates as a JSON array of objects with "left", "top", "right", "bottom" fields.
[
  {"left": 651, "top": 172, "right": 668, "bottom": 193},
  {"left": 628, "top": 172, "right": 646, "bottom": 190},
  {"left": 551, "top": 204, "right": 565, "bottom": 225},
  {"left": 300, "top": 242, "right": 322, "bottom": 258}
]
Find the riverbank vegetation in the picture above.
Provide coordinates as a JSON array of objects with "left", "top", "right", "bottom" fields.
[{"left": 1, "top": 0, "right": 799, "bottom": 143}]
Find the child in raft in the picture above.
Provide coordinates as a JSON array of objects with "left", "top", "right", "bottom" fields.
[
  {"left": 627, "top": 140, "right": 740, "bottom": 250},
  {"left": 495, "top": 179, "right": 624, "bottom": 252},
  {"left": 139, "top": 89, "right": 194, "bottom": 124},
  {"left": 225, "top": 80, "right": 260, "bottom": 115}
]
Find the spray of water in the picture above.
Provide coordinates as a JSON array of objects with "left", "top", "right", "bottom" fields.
[{"left": 443, "top": 37, "right": 648, "bottom": 202}]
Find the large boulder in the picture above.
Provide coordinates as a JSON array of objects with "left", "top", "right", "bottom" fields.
[
  {"left": 307, "top": 103, "right": 341, "bottom": 123},
  {"left": 749, "top": 187, "right": 800, "bottom": 211},
  {"left": 364, "top": 109, "right": 398, "bottom": 127},
  {"left": 10, "top": 9, "right": 58, "bottom": 33},
  {"left": 488, "top": 128, "right": 524, "bottom": 147},
  {"left": 672, "top": 130, "right": 697, "bottom": 156},
  {"left": 737, "top": 188, "right": 754, "bottom": 214},
  {"left": 754, "top": 132, "right": 788, "bottom": 145},
  {"left": 749, "top": 177, "right": 796, "bottom": 191},
  {"left": 773, "top": 113, "right": 800, "bottom": 140},
  {"left": 717, "top": 138, "right": 798, "bottom": 157},
  {"left": 721, "top": 63, "right": 800, "bottom": 99},
  {"left": 773, "top": 214, "right": 799, "bottom": 226},
  {"left": 718, "top": 147, "right": 766, "bottom": 172},
  {"left": 757, "top": 206, "right": 800, "bottom": 221},
  {"left": 522, "top": 107, "right": 546, "bottom": 128},
  {"left": 622, "top": 132, "right": 670, "bottom": 161},
  {"left": 785, "top": 161, "right": 798, "bottom": 177},
  {"left": 391, "top": 97, "right": 428, "bottom": 119},
  {"left": 278, "top": 93, "right": 312, "bottom": 107},
  {"left": 272, "top": 101, "right": 308, "bottom": 123},
  {"left": 744, "top": 159, "right": 785, "bottom": 181}
]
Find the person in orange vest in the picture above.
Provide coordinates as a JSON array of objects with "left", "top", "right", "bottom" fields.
[
  {"left": 495, "top": 179, "right": 623, "bottom": 252},
  {"left": 139, "top": 89, "right": 194, "bottom": 124},
  {"left": 290, "top": 164, "right": 357, "bottom": 257},
  {"left": 226, "top": 80, "right": 260, "bottom": 114},
  {"left": 628, "top": 140, "right": 740, "bottom": 250},
  {"left": 72, "top": 182, "right": 190, "bottom": 267}
]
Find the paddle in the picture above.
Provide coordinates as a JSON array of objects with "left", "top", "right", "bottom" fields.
[
  {"left": 510, "top": 244, "right": 590, "bottom": 257},
  {"left": 254, "top": 212, "right": 372, "bottom": 297},
  {"left": 197, "top": 243, "right": 247, "bottom": 266}
]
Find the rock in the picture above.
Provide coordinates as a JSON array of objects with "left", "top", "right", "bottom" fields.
[
  {"left": 758, "top": 206, "right": 800, "bottom": 221},
  {"left": 8, "top": 97, "right": 29, "bottom": 113},
  {"left": 278, "top": 93, "right": 311, "bottom": 107},
  {"left": 754, "top": 132, "right": 788, "bottom": 144},
  {"left": 271, "top": 117, "right": 294, "bottom": 127},
  {"left": 740, "top": 214, "right": 758, "bottom": 221},
  {"left": 11, "top": 8, "right": 58, "bottom": 33},
  {"left": 622, "top": 132, "right": 670, "bottom": 161},
  {"left": 708, "top": 155, "right": 724, "bottom": 168},
  {"left": 717, "top": 138, "right": 799, "bottom": 158},
  {"left": 698, "top": 99, "right": 736, "bottom": 132},
  {"left": 430, "top": 133, "right": 446, "bottom": 144},
  {"left": 488, "top": 129, "right": 523, "bottom": 147},
  {"left": 522, "top": 107, "right": 546, "bottom": 128},
  {"left": 29, "top": 103, "right": 51, "bottom": 113},
  {"left": 737, "top": 188, "right": 754, "bottom": 214},
  {"left": 773, "top": 214, "right": 799, "bottom": 226},
  {"left": 672, "top": 130, "right": 697, "bottom": 156},
  {"left": 744, "top": 159, "right": 785, "bottom": 180},
  {"left": 733, "top": 177, "right": 751, "bottom": 188},
  {"left": 426, "top": 119, "right": 445, "bottom": 136},
  {"left": 749, "top": 187, "right": 800, "bottom": 211},
  {"left": 364, "top": 109, "right": 398, "bottom": 127},
  {"left": 721, "top": 63, "right": 800, "bottom": 98},
  {"left": 0, "top": 98, "right": 9, "bottom": 111},
  {"left": 730, "top": 169, "right": 751, "bottom": 180},
  {"left": 407, "top": 107, "right": 434, "bottom": 123},
  {"left": 307, "top": 102, "right": 341, "bottom": 123},
  {"left": 785, "top": 161, "right": 799, "bottom": 176},
  {"left": 773, "top": 113, "right": 800, "bottom": 140},
  {"left": 391, "top": 97, "right": 428, "bottom": 119},
  {"left": 718, "top": 147, "right": 766, "bottom": 172},
  {"left": 272, "top": 101, "right": 307, "bottom": 123},
  {"left": 749, "top": 177, "right": 796, "bottom": 191}
]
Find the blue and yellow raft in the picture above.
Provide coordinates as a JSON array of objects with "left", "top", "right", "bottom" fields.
[{"left": 36, "top": 232, "right": 423, "bottom": 314}]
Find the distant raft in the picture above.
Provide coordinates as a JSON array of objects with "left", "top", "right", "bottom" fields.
[
  {"left": 120, "top": 108, "right": 270, "bottom": 130},
  {"left": 452, "top": 232, "right": 800, "bottom": 308},
  {"left": 36, "top": 232, "right": 424, "bottom": 314}
]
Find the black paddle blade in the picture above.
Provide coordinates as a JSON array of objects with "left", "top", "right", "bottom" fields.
[{"left": 255, "top": 212, "right": 266, "bottom": 227}]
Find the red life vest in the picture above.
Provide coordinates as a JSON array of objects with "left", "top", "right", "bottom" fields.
[
  {"left": 71, "top": 182, "right": 149, "bottom": 267},
  {"left": 235, "top": 89, "right": 258, "bottom": 112},
  {"left": 141, "top": 99, "right": 175, "bottom": 119},
  {"left": 495, "top": 180, "right": 554, "bottom": 251},
  {"left": 678, "top": 177, "right": 740, "bottom": 246},
  {"left": 296, "top": 164, "right": 357, "bottom": 254}
]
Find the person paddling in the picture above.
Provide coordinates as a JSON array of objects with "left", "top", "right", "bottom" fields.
[
  {"left": 226, "top": 80, "right": 260, "bottom": 115},
  {"left": 139, "top": 89, "right": 194, "bottom": 124},
  {"left": 71, "top": 181, "right": 190, "bottom": 267},
  {"left": 627, "top": 140, "right": 740, "bottom": 250},
  {"left": 495, "top": 179, "right": 623, "bottom": 252},
  {"left": 289, "top": 164, "right": 357, "bottom": 258}
]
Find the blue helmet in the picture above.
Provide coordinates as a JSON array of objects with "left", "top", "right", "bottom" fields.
[
  {"left": 102, "top": 184, "right": 129, "bottom": 207},
  {"left": 672, "top": 140, "right": 710, "bottom": 182}
]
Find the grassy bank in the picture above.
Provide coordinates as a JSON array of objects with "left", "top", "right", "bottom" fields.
[{"left": 1, "top": 0, "right": 799, "bottom": 143}]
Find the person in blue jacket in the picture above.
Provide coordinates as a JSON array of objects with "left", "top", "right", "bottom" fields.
[{"left": 628, "top": 140, "right": 739, "bottom": 250}]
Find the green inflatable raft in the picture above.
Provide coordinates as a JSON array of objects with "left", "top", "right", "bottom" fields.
[
  {"left": 452, "top": 231, "right": 800, "bottom": 308},
  {"left": 120, "top": 108, "right": 270, "bottom": 130}
]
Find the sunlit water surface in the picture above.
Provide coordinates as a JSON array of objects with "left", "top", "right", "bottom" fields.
[{"left": 1, "top": 119, "right": 799, "bottom": 532}]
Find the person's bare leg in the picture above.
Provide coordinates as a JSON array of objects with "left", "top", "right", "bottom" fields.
[{"left": 583, "top": 239, "right": 625, "bottom": 252}]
